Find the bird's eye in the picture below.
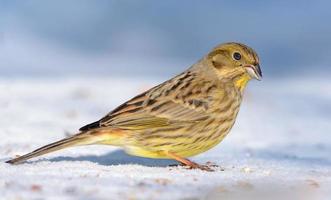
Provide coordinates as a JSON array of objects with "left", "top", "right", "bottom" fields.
[{"left": 233, "top": 52, "right": 242, "bottom": 61}]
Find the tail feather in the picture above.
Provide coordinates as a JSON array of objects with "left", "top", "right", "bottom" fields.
[{"left": 6, "top": 133, "right": 97, "bottom": 165}]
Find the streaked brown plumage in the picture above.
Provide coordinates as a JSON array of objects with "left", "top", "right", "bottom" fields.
[{"left": 6, "top": 42, "right": 262, "bottom": 171}]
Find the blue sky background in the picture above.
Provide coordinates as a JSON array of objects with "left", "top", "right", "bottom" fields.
[{"left": 0, "top": 0, "right": 330, "bottom": 77}]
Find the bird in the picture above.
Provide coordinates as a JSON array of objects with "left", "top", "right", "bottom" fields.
[{"left": 6, "top": 42, "right": 262, "bottom": 171}]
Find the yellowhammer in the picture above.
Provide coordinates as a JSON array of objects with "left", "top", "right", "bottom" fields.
[{"left": 6, "top": 42, "right": 262, "bottom": 171}]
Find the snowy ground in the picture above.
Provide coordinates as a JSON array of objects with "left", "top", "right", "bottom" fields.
[{"left": 0, "top": 76, "right": 330, "bottom": 200}]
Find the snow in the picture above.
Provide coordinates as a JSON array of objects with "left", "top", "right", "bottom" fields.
[{"left": 0, "top": 76, "right": 330, "bottom": 199}]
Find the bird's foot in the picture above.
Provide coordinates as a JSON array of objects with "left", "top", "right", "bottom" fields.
[
  {"left": 186, "top": 163, "right": 215, "bottom": 172},
  {"left": 168, "top": 163, "right": 213, "bottom": 171},
  {"left": 169, "top": 162, "right": 224, "bottom": 172},
  {"left": 166, "top": 151, "right": 224, "bottom": 172}
]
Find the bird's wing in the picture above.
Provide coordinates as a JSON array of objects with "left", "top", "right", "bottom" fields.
[
  {"left": 80, "top": 89, "right": 209, "bottom": 131},
  {"left": 102, "top": 98, "right": 209, "bottom": 131},
  {"left": 79, "top": 70, "right": 214, "bottom": 131}
]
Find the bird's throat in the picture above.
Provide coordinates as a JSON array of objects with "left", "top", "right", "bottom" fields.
[{"left": 234, "top": 73, "right": 251, "bottom": 92}]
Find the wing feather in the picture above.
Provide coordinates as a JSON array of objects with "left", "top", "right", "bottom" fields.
[{"left": 80, "top": 70, "right": 214, "bottom": 132}]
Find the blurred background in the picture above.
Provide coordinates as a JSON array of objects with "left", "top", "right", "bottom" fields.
[
  {"left": 1, "top": 2, "right": 331, "bottom": 198},
  {"left": 0, "top": 0, "right": 330, "bottom": 78}
]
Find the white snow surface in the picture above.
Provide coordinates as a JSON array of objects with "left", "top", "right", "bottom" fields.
[{"left": 0, "top": 76, "right": 330, "bottom": 200}]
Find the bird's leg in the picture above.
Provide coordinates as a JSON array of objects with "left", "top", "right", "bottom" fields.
[{"left": 165, "top": 151, "right": 214, "bottom": 172}]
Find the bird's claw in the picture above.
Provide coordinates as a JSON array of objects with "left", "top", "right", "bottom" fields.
[{"left": 169, "top": 162, "right": 223, "bottom": 172}]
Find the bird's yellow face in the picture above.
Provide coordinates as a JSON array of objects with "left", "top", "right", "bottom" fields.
[{"left": 207, "top": 42, "right": 262, "bottom": 90}]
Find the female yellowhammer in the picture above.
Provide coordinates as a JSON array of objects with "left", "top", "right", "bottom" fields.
[{"left": 6, "top": 42, "right": 262, "bottom": 171}]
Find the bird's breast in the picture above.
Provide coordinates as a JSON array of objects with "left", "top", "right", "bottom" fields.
[{"left": 208, "top": 84, "right": 242, "bottom": 134}]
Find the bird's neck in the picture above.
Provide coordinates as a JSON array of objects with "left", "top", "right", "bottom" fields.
[{"left": 233, "top": 73, "right": 251, "bottom": 92}]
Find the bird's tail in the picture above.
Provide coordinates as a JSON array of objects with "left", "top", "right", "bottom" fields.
[{"left": 6, "top": 132, "right": 101, "bottom": 165}]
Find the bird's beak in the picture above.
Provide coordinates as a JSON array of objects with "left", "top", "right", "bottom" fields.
[{"left": 244, "top": 64, "right": 262, "bottom": 81}]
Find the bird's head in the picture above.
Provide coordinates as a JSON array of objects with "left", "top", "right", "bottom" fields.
[{"left": 207, "top": 42, "right": 262, "bottom": 90}]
